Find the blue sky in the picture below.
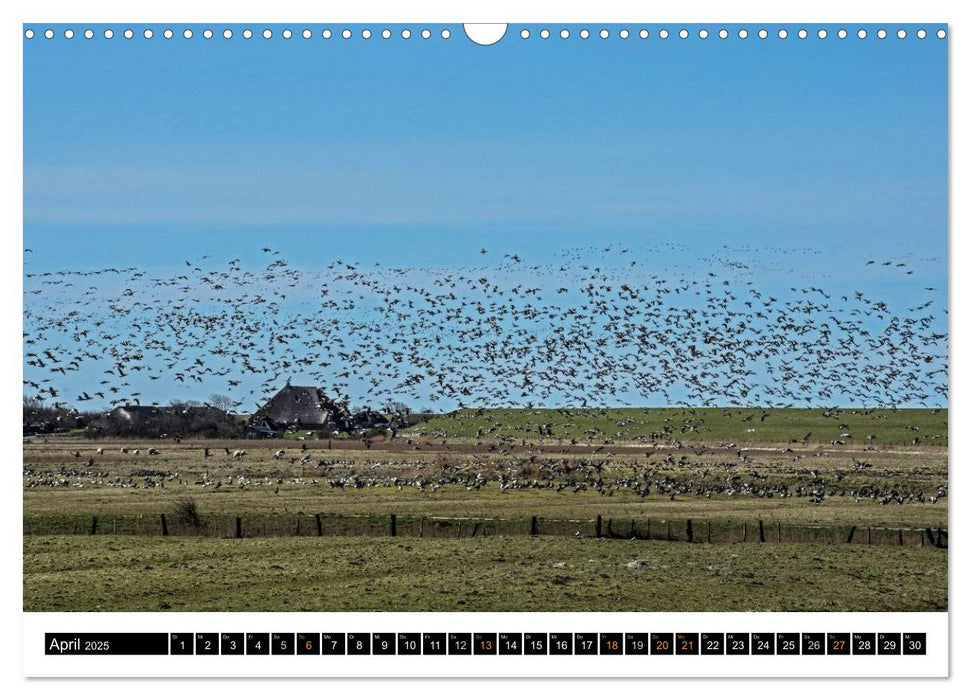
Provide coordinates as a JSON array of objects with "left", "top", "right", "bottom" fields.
[{"left": 22, "top": 25, "right": 948, "bottom": 409}]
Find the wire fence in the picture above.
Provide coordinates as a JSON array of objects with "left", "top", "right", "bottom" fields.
[{"left": 23, "top": 513, "right": 948, "bottom": 548}]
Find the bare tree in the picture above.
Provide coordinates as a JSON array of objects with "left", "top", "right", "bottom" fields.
[{"left": 208, "top": 394, "right": 234, "bottom": 412}]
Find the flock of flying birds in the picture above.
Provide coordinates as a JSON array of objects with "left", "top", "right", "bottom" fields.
[{"left": 23, "top": 244, "right": 946, "bottom": 416}]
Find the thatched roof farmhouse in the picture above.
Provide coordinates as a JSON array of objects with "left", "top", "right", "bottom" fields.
[{"left": 249, "top": 383, "right": 353, "bottom": 435}]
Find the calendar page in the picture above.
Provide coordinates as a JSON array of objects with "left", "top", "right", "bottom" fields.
[{"left": 17, "top": 10, "right": 950, "bottom": 681}]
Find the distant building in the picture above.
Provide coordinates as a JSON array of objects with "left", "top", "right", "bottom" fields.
[
  {"left": 109, "top": 404, "right": 227, "bottom": 424},
  {"left": 110, "top": 405, "right": 164, "bottom": 423},
  {"left": 102, "top": 404, "right": 242, "bottom": 438},
  {"left": 352, "top": 409, "right": 391, "bottom": 430},
  {"left": 249, "top": 383, "right": 353, "bottom": 435},
  {"left": 245, "top": 419, "right": 281, "bottom": 439},
  {"left": 22, "top": 406, "right": 83, "bottom": 436}
]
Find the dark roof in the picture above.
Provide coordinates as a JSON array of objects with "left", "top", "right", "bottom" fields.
[
  {"left": 253, "top": 385, "right": 350, "bottom": 429},
  {"left": 111, "top": 405, "right": 227, "bottom": 420},
  {"left": 352, "top": 409, "right": 391, "bottom": 428},
  {"left": 111, "top": 405, "right": 162, "bottom": 420},
  {"left": 246, "top": 423, "right": 280, "bottom": 437}
]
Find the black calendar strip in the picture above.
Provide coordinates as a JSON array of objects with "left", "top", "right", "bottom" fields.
[{"left": 45, "top": 632, "right": 927, "bottom": 656}]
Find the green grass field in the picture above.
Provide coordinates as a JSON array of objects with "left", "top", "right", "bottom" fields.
[
  {"left": 23, "top": 441, "right": 947, "bottom": 528},
  {"left": 409, "top": 407, "right": 948, "bottom": 446},
  {"left": 22, "top": 407, "right": 948, "bottom": 612},
  {"left": 23, "top": 535, "right": 947, "bottom": 613},
  {"left": 22, "top": 488, "right": 947, "bottom": 530}
]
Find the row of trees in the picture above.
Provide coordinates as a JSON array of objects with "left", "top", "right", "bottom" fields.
[
  {"left": 24, "top": 395, "right": 424, "bottom": 439},
  {"left": 24, "top": 395, "right": 243, "bottom": 439},
  {"left": 23, "top": 396, "right": 83, "bottom": 434},
  {"left": 95, "top": 404, "right": 245, "bottom": 439}
]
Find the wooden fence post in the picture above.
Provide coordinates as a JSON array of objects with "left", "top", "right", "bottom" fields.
[
  {"left": 758, "top": 519, "right": 766, "bottom": 543},
  {"left": 607, "top": 518, "right": 614, "bottom": 537},
  {"left": 236, "top": 516, "right": 242, "bottom": 539},
  {"left": 867, "top": 527, "right": 872, "bottom": 545},
  {"left": 646, "top": 518, "right": 651, "bottom": 540},
  {"left": 742, "top": 522, "right": 747, "bottom": 542},
  {"left": 595, "top": 514, "right": 603, "bottom": 538},
  {"left": 315, "top": 514, "right": 323, "bottom": 537},
  {"left": 847, "top": 526, "right": 857, "bottom": 544},
  {"left": 937, "top": 528, "right": 944, "bottom": 548},
  {"left": 419, "top": 516, "right": 424, "bottom": 538},
  {"left": 530, "top": 516, "right": 539, "bottom": 537},
  {"left": 777, "top": 522, "right": 782, "bottom": 542},
  {"left": 160, "top": 513, "right": 168, "bottom": 536},
  {"left": 707, "top": 520, "right": 711, "bottom": 544},
  {"left": 666, "top": 521, "right": 671, "bottom": 540},
  {"left": 90, "top": 516, "right": 98, "bottom": 535},
  {"left": 686, "top": 519, "right": 694, "bottom": 543},
  {"left": 898, "top": 529, "right": 904, "bottom": 546},
  {"left": 390, "top": 514, "right": 397, "bottom": 537}
]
